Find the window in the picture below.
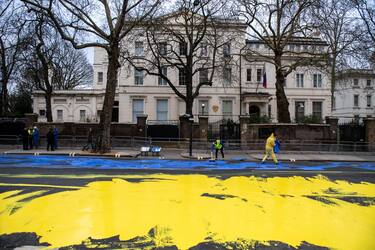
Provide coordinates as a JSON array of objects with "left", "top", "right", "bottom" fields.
[
  {"left": 199, "top": 68, "right": 208, "bottom": 84},
  {"left": 135, "top": 41, "right": 144, "bottom": 56},
  {"left": 200, "top": 43, "right": 208, "bottom": 57},
  {"left": 313, "top": 74, "right": 322, "bottom": 88},
  {"left": 179, "top": 42, "right": 187, "bottom": 55},
  {"left": 367, "top": 95, "right": 372, "bottom": 107},
  {"left": 246, "top": 68, "right": 252, "bottom": 82},
  {"left": 57, "top": 109, "right": 63, "bottom": 121},
  {"left": 367, "top": 79, "right": 372, "bottom": 87},
  {"left": 289, "top": 44, "right": 295, "bottom": 51},
  {"left": 97, "top": 72, "right": 103, "bottom": 84},
  {"left": 223, "top": 43, "right": 231, "bottom": 57},
  {"left": 156, "top": 99, "right": 168, "bottom": 121},
  {"left": 179, "top": 68, "right": 187, "bottom": 85},
  {"left": 158, "top": 66, "right": 168, "bottom": 86},
  {"left": 39, "top": 109, "right": 46, "bottom": 117},
  {"left": 134, "top": 68, "right": 143, "bottom": 85},
  {"left": 132, "top": 99, "right": 144, "bottom": 122},
  {"left": 223, "top": 67, "right": 232, "bottom": 86},
  {"left": 296, "top": 73, "right": 304, "bottom": 88},
  {"left": 312, "top": 102, "right": 322, "bottom": 121},
  {"left": 80, "top": 110, "right": 86, "bottom": 122},
  {"left": 256, "top": 68, "right": 262, "bottom": 82},
  {"left": 222, "top": 100, "right": 233, "bottom": 118},
  {"left": 353, "top": 78, "right": 359, "bottom": 86},
  {"left": 295, "top": 101, "right": 305, "bottom": 122},
  {"left": 198, "top": 100, "right": 209, "bottom": 115},
  {"left": 354, "top": 94, "right": 359, "bottom": 107},
  {"left": 158, "top": 42, "right": 167, "bottom": 55}
]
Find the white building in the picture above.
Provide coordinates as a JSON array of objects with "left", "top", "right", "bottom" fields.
[
  {"left": 333, "top": 69, "right": 375, "bottom": 124},
  {"left": 33, "top": 12, "right": 332, "bottom": 124}
]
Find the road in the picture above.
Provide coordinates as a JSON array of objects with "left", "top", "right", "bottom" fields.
[{"left": 0, "top": 164, "right": 374, "bottom": 250}]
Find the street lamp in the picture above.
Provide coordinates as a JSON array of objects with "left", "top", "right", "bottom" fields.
[
  {"left": 189, "top": 115, "right": 194, "bottom": 157},
  {"left": 201, "top": 103, "right": 205, "bottom": 115}
]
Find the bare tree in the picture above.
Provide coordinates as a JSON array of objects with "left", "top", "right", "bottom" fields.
[
  {"left": 18, "top": 14, "right": 92, "bottom": 122},
  {"left": 0, "top": 1, "right": 29, "bottom": 116},
  {"left": 124, "top": 0, "right": 241, "bottom": 156},
  {"left": 312, "top": 0, "right": 360, "bottom": 110},
  {"left": 353, "top": 0, "right": 375, "bottom": 67},
  {"left": 237, "top": 0, "right": 327, "bottom": 123},
  {"left": 22, "top": 0, "right": 160, "bottom": 153}
]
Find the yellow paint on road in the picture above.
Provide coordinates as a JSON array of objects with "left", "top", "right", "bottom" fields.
[{"left": 0, "top": 174, "right": 374, "bottom": 250}]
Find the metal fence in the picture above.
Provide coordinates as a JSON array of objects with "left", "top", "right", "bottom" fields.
[{"left": 1, "top": 135, "right": 374, "bottom": 153}]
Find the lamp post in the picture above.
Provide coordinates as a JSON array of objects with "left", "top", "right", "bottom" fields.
[
  {"left": 201, "top": 103, "right": 205, "bottom": 115},
  {"left": 189, "top": 115, "right": 194, "bottom": 157}
]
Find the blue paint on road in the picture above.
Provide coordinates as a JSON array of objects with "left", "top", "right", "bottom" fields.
[{"left": 0, "top": 154, "right": 374, "bottom": 171}]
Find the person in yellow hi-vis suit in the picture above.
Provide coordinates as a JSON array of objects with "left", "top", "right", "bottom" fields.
[{"left": 261, "top": 133, "right": 278, "bottom": 164}]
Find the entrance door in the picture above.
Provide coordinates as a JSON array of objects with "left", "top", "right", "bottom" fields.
[{"left": 249, "top": 105, "right": 260, "bottom": 117}]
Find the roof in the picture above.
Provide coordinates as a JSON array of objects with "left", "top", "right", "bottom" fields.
[
  {"left": 337, "top": 69, "right": 375, "bottom": 78},
  {"left": 246, "top": 36, "right": 328, "bottom": 46}
]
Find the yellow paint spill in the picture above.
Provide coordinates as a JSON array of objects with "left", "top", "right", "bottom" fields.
[{"left": 0, "top": 174, "right": 374, "bottom": 250}]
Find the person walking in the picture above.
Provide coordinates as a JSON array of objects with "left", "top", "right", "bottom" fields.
[
  {"left": 82, "top": 128, "right": 94, "bottom": 151},
  {"left": 53, "top": 126, "right": 58, "bottom": 150},
  {"left": 32, "top": 126, "right": 40, "bottom": 149},
  {"left": 261, "top": 133, "right": 278, "bottom": 164},
  {"left": 22, "top": 128, "right": 29, "bottom": 150},
  {"left": 212, "top": 139, "right": 224, "bottom": 159},
  {"left": 47, "top": 128, "right": 55, "bottom": 151}
]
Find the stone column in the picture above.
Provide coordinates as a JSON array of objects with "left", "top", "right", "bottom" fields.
[
  {"left": 179, "top": 114, "right": 190, "bottom": 139},
  {"left": 325, "top": 116, "right": 339, "bottom": 142},
  {"left": 239, "top": 115, "right": 251, "bottom": 143},
  {"left": 136, "top": 114, "right": 148, "bottom": 137},
  {"left": 364, "top": 118, "right": 375, "bottom": 143},
  {"left": 198, "top": 116, "right": 208, "bottom": 141}
]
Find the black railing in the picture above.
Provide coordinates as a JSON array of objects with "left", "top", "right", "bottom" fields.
[{"left": 1, "top": 135, "right": 374, "bottom": 152}]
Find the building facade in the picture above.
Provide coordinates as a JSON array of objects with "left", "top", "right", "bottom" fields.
[
  {"left": 33, "top": 13, "right": 332, "bottom": 124},
  {"left": 333, "top": 69, "right": 375, "bottom": 124}
]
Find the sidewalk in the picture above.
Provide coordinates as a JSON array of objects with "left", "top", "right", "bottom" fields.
[{"left": 2, "top": 147, "right": 375, "bottom": 162}]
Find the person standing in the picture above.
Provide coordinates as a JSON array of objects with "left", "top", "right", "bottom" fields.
[
  {"left": 82, "top": 128, "right": 94, "bottom": 151},
  {"left": 212, "top": 139, "right": 224, "bottom": 159},
  {"left": 261, "top": 133, "right": 278, "bottom": 164},
  {"left": 22, "top": 128, "right": 29, "bottom": 150},
  {"left": 47, "top": 128, "right": 55, "bottom": 151},
  {"left": 53, "top": 126, "right": 58, "bottom": 150},
  {"left": 32, "top": 126, "right": 40, "bottom": 149},
  {"left": 28, "top": 127, "right": 33, "bottom": 149}
]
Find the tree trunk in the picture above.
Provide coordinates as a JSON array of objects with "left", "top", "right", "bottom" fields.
[
  {"left": 185, "top": 98, "right": 193, "bottom": 116},
  {"left": 45, "top": 91, "right": 53, "bottom": 122},
  {"left": 95, "top": 44, "right": 120, "bottom": 153},
  {"left": 330, "top": 56, "right": 336, "bottom": 111},
  {"left": 274, "top": 55, "right": 291, "bottom": 123},
  {"left": 0, "top": 78, "right": 8, "bottom": 117}
]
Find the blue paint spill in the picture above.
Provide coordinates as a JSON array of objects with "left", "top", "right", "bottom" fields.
[{"left": 0, "top": 154, "right": 374, "bottom": 171}]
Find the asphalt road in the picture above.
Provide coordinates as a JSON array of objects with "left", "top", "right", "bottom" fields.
[{"left": 0, "top": 164, "right": 374, "bottom": 250}]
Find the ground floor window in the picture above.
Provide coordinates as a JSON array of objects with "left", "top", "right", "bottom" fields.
[
  {"left": 80, "top": 110, "right": 86, "bottom": 122},
  {"left": 222, "top": 100, "right": 233, "bottom": 119},
  {"left": 156, "top": 99, "right": 168, "bottom": 121},
  {"left": 132, "top": 99, "right": 144, "bottom": 123},
  {"left": 295, "top": 101, "right": 305, "bottom": 122},
  {"left": 312, "top": 101, "right": 322, "bottom": 121},
  {"left": 198, "top": 100, "right": 209, "bottom": 115},
  {"left": 57, "top": 109, "right": 63, "bottom": 121}
]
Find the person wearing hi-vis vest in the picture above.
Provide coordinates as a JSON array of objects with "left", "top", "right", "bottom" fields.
[
  {"left": 261, "top": 133, "right": 278, "bottom": 164},
  {"left": 212, "top": 139, "right": 224, "bottom": 159}
]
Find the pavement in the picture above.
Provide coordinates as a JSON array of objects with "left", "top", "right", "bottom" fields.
[{"left": 1, "top": 147, "right": 375, "bottom": 162}]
